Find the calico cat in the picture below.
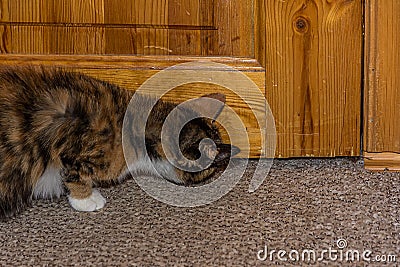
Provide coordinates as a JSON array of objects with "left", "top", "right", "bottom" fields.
[{"left": 0, "top": 67, "right": 238, "bottom": 219}]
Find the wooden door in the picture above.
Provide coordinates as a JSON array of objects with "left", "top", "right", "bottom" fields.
[{"left": 0, "top": 0, "right": 363, "bottom": 159}]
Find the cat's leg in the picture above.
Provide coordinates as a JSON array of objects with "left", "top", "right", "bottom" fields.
[
  {"left": 65, "top": 180, "right": 106, "bottom": 212},
  {"left": 61, "top": 161, "right": 106, "bottom": 212}
]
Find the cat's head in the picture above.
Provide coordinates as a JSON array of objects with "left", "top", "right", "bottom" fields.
[{"left": 158, "top": 93, "right": 240, "bottom": 185}]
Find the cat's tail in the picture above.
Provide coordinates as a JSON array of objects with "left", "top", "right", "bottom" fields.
[{"left": 0, "top": 181, "right": 32, "bottom": 220}]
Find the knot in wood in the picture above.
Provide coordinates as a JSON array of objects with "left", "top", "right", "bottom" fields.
[{"left": 294, "top": 17, "right": 309, "bottom": 33}]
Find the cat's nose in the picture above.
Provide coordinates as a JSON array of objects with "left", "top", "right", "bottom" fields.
[{"left": 213, "top": 143, "right": 240, "bottom": 163}]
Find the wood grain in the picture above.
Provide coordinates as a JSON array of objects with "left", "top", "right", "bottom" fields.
[
  {"left": 264, "top": 0, "right": 362, "bottom": 157},
  {"left": 364, "top": 0, "right": 400, "bottom": 152},
  {"left": 364, "top": 152, "right": 400, "bottom": 171},
  {"left": 0, "top": 0, "right": 253, "bottom": 57},
  {"left": 0, "top": 54, "right": 265, "bottom": 158},
  {"left": 0, "top": 54, "right": 264, "bottom": 71},
  {"left": 364, "top": 0, "right": 400, "bottom": 170},
  {"left": 254, "top": 0, "right": 265, "bottom": 68}
]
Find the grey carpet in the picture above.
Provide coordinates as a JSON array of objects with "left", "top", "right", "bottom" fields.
[{"left": 0, "top": 158, "right": 399, "bottom": 266}]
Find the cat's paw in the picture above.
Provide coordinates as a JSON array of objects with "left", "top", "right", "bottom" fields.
[{"left": 68, "top": 189, "right": 106, "bottom": 212}]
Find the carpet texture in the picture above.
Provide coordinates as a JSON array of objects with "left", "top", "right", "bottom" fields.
[{"left": 0, "top": 158, "right": 399, "bottom": 266}]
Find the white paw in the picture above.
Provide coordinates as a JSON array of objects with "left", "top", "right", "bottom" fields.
[{"left": 68, "top": 189, "right": 106, "bottom": 212}]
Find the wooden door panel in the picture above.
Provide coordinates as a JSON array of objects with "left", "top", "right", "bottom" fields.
[
  {"left": 0, "top": 0, "right": 253, "bottom": 57},
  {"left": 6, "top": 0, "right": 105, "bottom": 23},
  {"left": 364, "top": 0, "right": 400, "bottom": 170},
  {"left": 263, "top": 0, "right": 362, "bottom": 157}
]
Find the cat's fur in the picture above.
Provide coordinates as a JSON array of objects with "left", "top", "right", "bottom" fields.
[{"left": 0, "top": 67, "right": 238, "bottom": 219}]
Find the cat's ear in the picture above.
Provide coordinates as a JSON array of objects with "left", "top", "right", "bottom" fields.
[{"left": 190, "top": 93, "right": 226, "bottom": 120}]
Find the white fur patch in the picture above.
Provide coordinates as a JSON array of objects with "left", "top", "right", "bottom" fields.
[
  {"left": 128, "top": 158, "right": 181, "bottom": 184},
  {"left": 33, "top": 165, "right": 64, "bottom": 199},
  {"left": 68, "top": 188, "right": 106, "bottom": 212}
]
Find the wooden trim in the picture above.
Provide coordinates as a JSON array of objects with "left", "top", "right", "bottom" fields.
[
  {"left": 0, "top": 54, "right": 264, "bottom": 71},
  {"left": 364, "top": 1, "right": 400, "bottom": 171},
  {"left": 364, "top": 152, "right": 400, "bottom": 171},
  {"left": 0, "top": 22, "right": 217, "bottom": 30},
  {"left": 254, "top": 0, "right": 266, "bottom": 68},
  {"left": 363, "top": 0, "right": 400, "bottom": 155},
  {"left": 363, "top": 0, "right": 378, "bottom": 152}
]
